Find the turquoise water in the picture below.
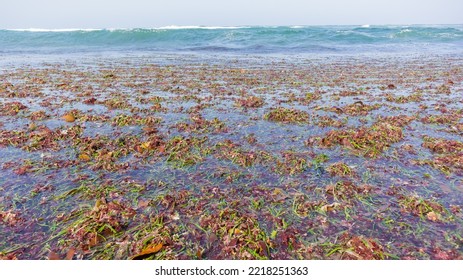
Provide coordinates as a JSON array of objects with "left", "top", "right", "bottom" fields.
[{"left": 1, "top": 25, "right": 463, "bottom": 55}]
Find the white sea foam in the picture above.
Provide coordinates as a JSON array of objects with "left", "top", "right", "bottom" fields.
[
  {"left": 7, "top": 28, "right": 102, "bottom": 32},
  {"left": 361, "top": 24, "right": 370, "bottom": 28},
  {"left": 106, "top": 28, "right": 136, "bottom": 32},
  {"left": 398, "top": 29, "right": 412, "bottom": 34}
]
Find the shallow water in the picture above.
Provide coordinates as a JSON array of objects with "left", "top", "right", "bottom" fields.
[{"left": 1, "top": 53, "right": 463, "bottom": 260}]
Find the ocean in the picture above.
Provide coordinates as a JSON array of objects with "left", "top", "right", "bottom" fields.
[{"left": 1, "top": 25, "right": 463, "bottom": 56}]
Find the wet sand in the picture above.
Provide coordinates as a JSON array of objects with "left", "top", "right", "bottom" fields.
[{"left": 1, "top": 54, "right": 463, "bottom": 259}]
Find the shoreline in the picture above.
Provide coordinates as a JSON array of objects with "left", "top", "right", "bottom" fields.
[{"left": 2, "top": 49, "right": 463, "bottom": 70}]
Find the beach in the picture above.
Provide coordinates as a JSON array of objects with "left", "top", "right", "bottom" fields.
[{"left": 1, "top": 51, "right": 463, "bottom": 260}]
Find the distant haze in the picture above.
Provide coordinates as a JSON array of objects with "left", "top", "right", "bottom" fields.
[{"left": 2, "top": 0, "right": 462, "bottom": 29}]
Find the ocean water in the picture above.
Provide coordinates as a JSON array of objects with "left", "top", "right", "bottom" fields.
[{"left": 1, "top": 25, "right": 463, "bottom": 56}]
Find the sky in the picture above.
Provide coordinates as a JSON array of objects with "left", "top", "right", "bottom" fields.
[{"left": 2, "top": 0, "right": 462, "bottom": 29}]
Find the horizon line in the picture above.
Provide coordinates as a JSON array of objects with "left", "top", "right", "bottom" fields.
[{"left": 3, "top": 23, "right": 463, "bottom": 31}]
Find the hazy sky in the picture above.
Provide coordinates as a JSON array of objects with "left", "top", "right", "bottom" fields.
[{"left": 2, "top": 0, "right": 462, "bottom": 28}]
